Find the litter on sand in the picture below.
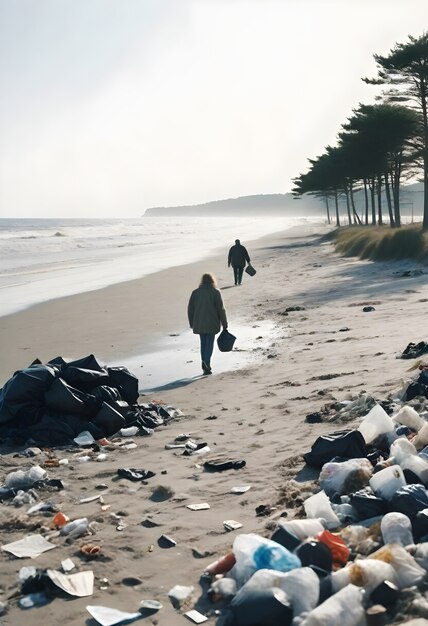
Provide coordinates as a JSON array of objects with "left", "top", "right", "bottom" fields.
[
  {"left": 184, "top": 609, "right": 208, "bottom": 623},
  {"left": 223, "top": 520, "right": 243, "bottom": 531},
  {"left": 86, "top": 605, "right": 141, "bottom": 626},
  {"left": 2, "top": 534, "right": 56, "bottom": 559},
  {"left": 230, "top": 485, "right": 251, "bottom": 494},
  {"left": 47, "top": 569, "right": 94, "bottom": 597},
  {"left": 186, "top": 503, "right": 210, "bottom": 511}
]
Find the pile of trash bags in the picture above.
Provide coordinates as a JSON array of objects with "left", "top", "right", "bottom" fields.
[
  {"left": 0, "top": 355, "right": 178, "bottom": 446},
  {"left": 204, "top": 400, "right": 428, "bottom": 625}
]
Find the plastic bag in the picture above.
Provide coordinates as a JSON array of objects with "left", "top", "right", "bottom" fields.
[
  {"left": 316, "top": 530, "right": 349, "bottom": 568},
  {"left": 349, "top": 488, "right": 388, "bottom": 520},
  {"left": 390, "top": 484, "right": 428, "bottom": 518},
  {"left": 413, "top": 422, "right": 428, "bottom": 450},
  {"left": 230, "top": 534, "right": 301, "bottom": 586},
  {"left": 390, "top": 437, "right": 417, "bottom": 463},
  {"left": 358, "top": 404, "right": 395, "bottom": 445},
  {"left": 332, "top": 560, "right": 397, "bottom": 594},
  {"left": 230, "top": 585, "right": 292, "bottom": 626},
  {"left": 217, "top": 329, "right": 236, "bottom": 352},
  {"left": 319, "top": 458, "right": 372, "bottom": 496},
  {"left": 240, "top": 567, "right": 319, "bottom": 616},
  {"left": 340, "top": 525, "right": 378, "bottom": 556},
  {"left": 413, "top": 542, "right": 428, "bottom": 572},
  {"left": 300, "top": 584, "right": 364, "bottom": 626},
  {"left": 277, "top": 518, "right": 324, "bottom": 541},
  {"left": 381, "top": 512, "right": 413, "bottom": 547},
  {"left": 369, "top": 544, "right": 425, "bottom": 588},
  {"left": 304, "top": 491, "right": 340, "bottom": 529},
  {"left": 304, "top": 430, "right": 367, "bottom": 468}
]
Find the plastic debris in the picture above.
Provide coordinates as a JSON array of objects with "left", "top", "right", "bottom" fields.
[{"left": 2, "top": 534, "right": 56, "bottom": 559}]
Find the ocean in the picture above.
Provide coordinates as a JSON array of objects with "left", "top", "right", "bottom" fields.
[{"left": 0, "top": 216, "right": 318, "bottom": 318}]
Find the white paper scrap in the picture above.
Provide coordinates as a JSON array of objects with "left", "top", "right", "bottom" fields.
[
  {"left": 186, "top": 503, "right": 210, "bottom": 511},
  {"left": 2, "top": 534, "right": 56, "bottom": 559},
  {"left": 223, "top": 520, "right": 243, "bottom": 531},
  {"left": 184, "top": 609, "right": 208, "bottom": 624},
  {"left": 61, "top": 558, "right": 76, "bottom": 573},
  {"left": 86, "top": 605, "right": 141, "bottom": 626},
  {"left": 230, "top": 485, "right": 251, "bottom": 494},
  {"left": 47, "top": 569, "right": 94, "bottom": 597}
]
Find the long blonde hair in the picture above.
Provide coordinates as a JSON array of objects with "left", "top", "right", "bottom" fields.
[{"left": 199, "top": 273, "right": 217, "bottom": 287}]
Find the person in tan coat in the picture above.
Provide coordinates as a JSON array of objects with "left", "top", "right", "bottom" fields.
[{"left": 187, "top": 273, "right": 228, "bottom": 375}]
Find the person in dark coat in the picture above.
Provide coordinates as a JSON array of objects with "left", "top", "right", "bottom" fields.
[
  {"left": 228, "top": 239, "right": 250, "bottom": 285},
  {"left": 187, "top": 273, "right": 228, "bottom": 375}
]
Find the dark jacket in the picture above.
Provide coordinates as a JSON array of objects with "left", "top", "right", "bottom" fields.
[
  {"left": 188, "top": 284, "right": 227, "bottom": 334},
  {"left": 228, "top": 243, "right": 250, "bottom": 268}
]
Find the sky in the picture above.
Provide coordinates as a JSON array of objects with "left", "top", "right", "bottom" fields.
[{"left": 1, "top": 0, "right": 427, "bottom": 218}]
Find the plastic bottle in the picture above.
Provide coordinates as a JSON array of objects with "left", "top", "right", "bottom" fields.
[
  {"left": 381, "top": 512, "right": 414, "bottom": 547},
  {"left": 60, "top": 517, "right": 88, "bottom": 536},
  {"left": 369, "top": 465, "right": 406, "bottom": 500},
  {"left": 205, "top": 551, "right": 236, "bottom": 575}
]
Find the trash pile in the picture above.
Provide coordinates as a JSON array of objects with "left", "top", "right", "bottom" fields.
[
  {"left": 201, "top": 391, "right": 428, "bottom": 624},
  {"left": 0, "top": 354, "right": 181, "bottom": 445}
]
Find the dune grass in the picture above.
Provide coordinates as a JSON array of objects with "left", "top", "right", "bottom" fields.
[{"left": 331, "top": 224, "right": 428, "bottom": 262}]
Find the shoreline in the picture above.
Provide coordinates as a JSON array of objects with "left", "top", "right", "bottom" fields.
[{"left": 0, "top": 222, "right": 325, "bottom": 386}]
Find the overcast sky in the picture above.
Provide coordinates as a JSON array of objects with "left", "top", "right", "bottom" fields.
[{"left": 1, "top": 0, "right": 427, "bottom": 218}]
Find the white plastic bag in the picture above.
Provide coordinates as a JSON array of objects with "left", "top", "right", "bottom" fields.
[
  {"left": 300, "top": 584, "right": 364, "bottom": 626},
  {"left": 241, "top": 567, "right": 319, "bottom": 616},
  {"left": 390, "top": 437, "right": 417, "bottom": 463},
  {"left": 304, "top": 491, "right": 340, "bottom": 529},
  {"left": 369, "top": 544, "right": 425, "bottom": 588},
  {"left": 358, "top": 403, "right": 394, "bottom": 444},
  {"left": 320, "top": 458, "right": 372, "bottom": 496},
  {"left": 278, "top": 518, "right": 324, "bottom": 541}
]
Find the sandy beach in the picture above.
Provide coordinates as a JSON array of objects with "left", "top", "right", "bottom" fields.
[{"left": 0, "top": 223, "right": 427, "bottom": 625}]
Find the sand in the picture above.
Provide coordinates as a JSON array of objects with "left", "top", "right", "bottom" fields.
[{"left": 0, "top": 223, "right": 427, "bottom": 625}]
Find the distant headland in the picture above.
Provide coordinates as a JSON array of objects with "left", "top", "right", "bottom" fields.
[
  {"left": 143, "top": 193, "right": 325, "bottom": 217},
  {"left": 143, "top": 183, "right": 423, "bottom": 218}
]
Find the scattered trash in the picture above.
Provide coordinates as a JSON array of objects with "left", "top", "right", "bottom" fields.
[
  {"left": 61, "top": 558, "right": 76, "bottom": 572},
  {"left": 117, "top": 468, "right": 155, "bottom": 481},
  {"left": 46, "top": 568, "right": 94, "bottom": 597},
  {"left": 187, "top": 503, "right": 210, "bottom": 511},
  {"left": 230, "top": 485, "right": 251, "bottom": 494},
  {"left": 168, "top": 584, "right": 194, "bottom": 609},
  {"left": 184, "top": 609, "right": 208, "bottom": 623},
  {"left": 204, "top": 458, "right": 246, "bottom": 471},
  {"left": 19, "top": 591, "right": 51, "bottom": 609},
  {"left": 80, "top": 544, "right": 102, "bottom": 558},
  {"left": 140, "top": 599, "right": 162, "bottom": 611},
  {"left": 224, "top": 520, "right": 243, "bottom": 531},
  {"left": 363, "top": 306, "right": 376, "bottom": 312},
  {"left": 157, "top": 534, "right": 177, "bottom": 548},
  {"left": 2, "top": 534, "right": 56, "bottom": 559},
  {"left": 86, "top": 605, "right": 141, "bottom": 626}
]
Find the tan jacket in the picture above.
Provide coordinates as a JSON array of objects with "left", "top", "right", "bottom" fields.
[{"left": 188, "top": 285, "right": 227, "bottom": 334}]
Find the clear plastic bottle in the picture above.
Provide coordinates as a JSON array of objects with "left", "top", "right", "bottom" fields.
[{"left": 381, "top": 512, "right": 414, "bottom": 547}]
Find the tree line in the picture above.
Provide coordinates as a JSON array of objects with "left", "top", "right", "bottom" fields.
[{"left": 292, "top": 33, "right": 428, "bottom": 229}]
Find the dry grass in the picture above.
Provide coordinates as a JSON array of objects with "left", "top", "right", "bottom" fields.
[{"left": 331, "top": 223, "right": 428, "bottom": 262}]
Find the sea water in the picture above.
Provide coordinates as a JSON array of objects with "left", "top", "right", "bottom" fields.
[{"left": 0, "top": 216, "right": 319, "bottom": 318}]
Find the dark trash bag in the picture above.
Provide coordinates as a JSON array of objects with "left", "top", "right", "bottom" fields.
[
  {"left": 62, "top": 366, "right": 110, "bottom": 391},
  {"left": 303, "top": 429, "right": 367, "bottom": 468},
  {"left": 217, "top": 329, "right": 236, "bottom": 352},
  {"left": 64, "top": 354, "right": 104, "bottom": 372},
  {"left": 229, "top": 586, "right": 293, "bottom": 626},
  {"left": 349, "top": 488, "right": 388, "bottom": 520},
  {"left": 93, "top": 402, "right": 125, "bottom": 437},
  {"left": 245, "top": 264, "right": 256, "bottom": 277},
  {"left": 0, "top": 364, "right": 57, "bottom": 424},
  {"left": 45, "top": 378, "right": 94, "bottom": 416},
  {"left": 107, "top": 367, "right": 139, "bottom": 404},
  {"left": 389, "top": 484, "right": 428, "bottom": 518}
]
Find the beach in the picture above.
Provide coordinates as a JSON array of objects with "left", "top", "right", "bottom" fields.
[{"left": 0, "top": 223, "right": 427, "bottom": 625}]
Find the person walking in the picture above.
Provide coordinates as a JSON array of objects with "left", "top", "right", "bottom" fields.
[
  {"left": 228, "top": 239, "right": 250, "bottom": 285},
  {"left": 187, "top": 273, "right": 228, "bottom": 375}
]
